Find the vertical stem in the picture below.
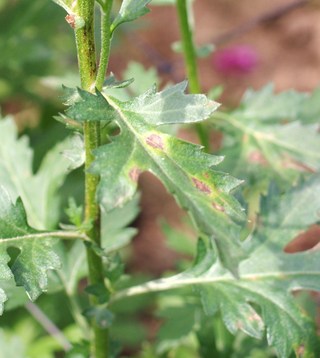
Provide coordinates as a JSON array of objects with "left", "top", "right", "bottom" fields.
[
  {"left": 176, "top": 0, "right": 200, "bottom": 94},
  {"left": 84, "top": 120, "right": 109, "bottom": 358},
  {"left": 74, "top": 1, "right": 112, "bottom": 357},
  {"left": 75, "top": 0, "right": 97, "bottom": 91},
  {"left": 96, "top": 1, "right": 114, "bottom": 90},
  {"left": 176, "top": 0, "right": 210, "bottom": 152}
]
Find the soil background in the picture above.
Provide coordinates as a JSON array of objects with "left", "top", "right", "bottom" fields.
[{"left": 108, "top": 0, "right": 320, "bottom": 275}]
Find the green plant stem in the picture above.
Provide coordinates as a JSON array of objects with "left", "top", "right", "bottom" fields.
[
  {"left": 96, "top": 0, "right": 113, "bottom": 90},
  {"left": 176, "top": 0, "right": 210, "bottom": 152},
  {"left": 75, "top": 1, "right": 110, "bottom": 357},
  {"left": 75, "top": 0, "right": 97, "bottom": 91},
  {"left": 83, "top": 93, "right": 109, "bottom": 357},
  {"left": 176, "top": 0, "right": 200, "bottom": 93}
]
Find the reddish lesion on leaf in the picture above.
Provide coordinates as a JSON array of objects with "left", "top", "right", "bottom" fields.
[
  {"left": 146, "top": 134, "right": 164, "bottom": 150},
  {"left": 192, "top": 177, "right": 211, "bottom": 194},
  {"left": 248, "top": 150, "right": 268, "bottom": 165},
  {"left": 129, "top": 167, "right": 142, "bottom": 182},
  {"left": 212, "top": 201, "right": 225, "bottom": 212},
  {"left": 247, "top": 312, "right": 262, "bottom": 323}
]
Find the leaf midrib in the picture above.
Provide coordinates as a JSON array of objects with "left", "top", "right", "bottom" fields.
[{"left": 112, "top": 269, "right": 320, "bottom": 302}]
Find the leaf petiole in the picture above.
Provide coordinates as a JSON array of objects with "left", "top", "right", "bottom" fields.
[{"left": 0, "top": 230, "right": 89, "bottom": 244}]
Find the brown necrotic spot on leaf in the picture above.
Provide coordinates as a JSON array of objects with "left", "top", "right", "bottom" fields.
[
  {"left": 129, "top": 167, "right": 142, "bottom": 182},
  {"left": 146, "top": 134, "right": 164, "bottom": 150},
  {"left": 65, "top": 14, "right": 76, "bottom": 29},
  {"left": 192, "top": 178, "right": 211, "bottom": 194},
  {"left": 212, "top": 202, "right": 225, "bottom": 212}
]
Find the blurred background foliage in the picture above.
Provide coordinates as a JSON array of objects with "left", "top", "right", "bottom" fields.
[
  {"left": 0, "top": 0, "right": 319, "bottom": 357},
  {"left": 0, "top": 0, "right": 77, "bottom": 159}
]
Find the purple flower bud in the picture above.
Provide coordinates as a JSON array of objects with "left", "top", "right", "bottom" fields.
[{"left": 213, "top": 45, "right": 258, "bottom": 75}]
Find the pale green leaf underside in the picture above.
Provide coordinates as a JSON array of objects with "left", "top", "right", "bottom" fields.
[
  {"left": 115, "top": 175, "right": 320, "bottom": 357},
  {"left": 236, "top": 84, "right": 308, "bottom": 122},
  {"left": 217, "top": 85, "right": 320, "bottom": 181},
  {"left": 0, "top": 117, "right": 76, "bottom": 230},
  {"left": 111, "top": 0, "right": 151, "bottom": 32},
  {"left": 236, "top": 83, "right": 320, "bottom": 123},
  {"left": 63, "top": 83, "right": 245, "bottom": 273}
]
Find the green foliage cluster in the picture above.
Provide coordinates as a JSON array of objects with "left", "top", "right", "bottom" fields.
[{"left": 0, "top": 0, "right": 319, "bottom": 357}]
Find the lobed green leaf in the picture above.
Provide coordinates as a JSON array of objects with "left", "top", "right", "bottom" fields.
[
  {"left": 63, "top": 83, "right": 245, "bottom": 274},
  {"left": 0, "top": 188, "right": 60, "bottom": 308},
  {"left": 114, "top": 175, "right": 320, "bottom": 357}
]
